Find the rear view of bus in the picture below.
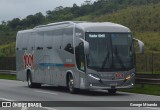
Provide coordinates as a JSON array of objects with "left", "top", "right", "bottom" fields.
[{"left": 16, "top": 21, "right": 144, "bottom": 94}]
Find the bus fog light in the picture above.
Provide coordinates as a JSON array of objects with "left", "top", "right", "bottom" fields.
[{"left": 90, "top": 84, "right": 93, "bottom": 86}]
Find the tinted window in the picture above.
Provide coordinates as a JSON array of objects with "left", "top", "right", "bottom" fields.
[
  {"left": 63, "top": 28, "right": 74, "bottom": 54},
  {"left": 16, "top": 34, "right": 23, "bottom": 50},
  {"left": 53, "top": 29, "right": 63, "bottom": 49},
  {"left": 22, "top": 34, "right": 29, "bottom": 50},
  {"left": 44, "top": 31, "right": 53, "bottom": 49},
  {"left": 28, "top": 33, "right": 36, "bottom": 50},
  {"left": 35, "top": 32, "right": 44, "bottom": 50}
]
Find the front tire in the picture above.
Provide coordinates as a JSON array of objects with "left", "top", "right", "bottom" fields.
[
  {"left": 68, "top": 74, "right": 77, "bottom": 94},
  {"left": 27, "top": 72, "right": 41, "bottom": 88},
  {"left": 108, "top": 89, "right": 117, "bottom": 94}
]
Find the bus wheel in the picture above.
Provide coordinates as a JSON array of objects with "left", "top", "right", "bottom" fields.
[
  {"left": 108, "top": 89, "right": 117, "bottom": 94},
  {"left": 68, "top": 74, "right": 77, "bottom": 94},
  {"left": 27, "top": 72, "right": 41, "bottom": 88}
]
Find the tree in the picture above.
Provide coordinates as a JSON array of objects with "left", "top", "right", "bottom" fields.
[
  {"left": 8, "top": 18, "right": 21, "bottom": 30},
  {"left": 1, "top": 21, "right": 7, "bottom": 25}
]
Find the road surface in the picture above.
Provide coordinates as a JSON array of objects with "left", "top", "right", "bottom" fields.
[{"left": 0, "top": 79, "right": 159, "bottom": 110}]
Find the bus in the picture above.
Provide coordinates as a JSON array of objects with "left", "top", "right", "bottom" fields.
[{"left": 16, "top": 21, "right": 144, "bottom": 94}]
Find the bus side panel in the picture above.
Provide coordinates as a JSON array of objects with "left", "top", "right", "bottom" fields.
[
  {"left": 57, "top": 50, "right": 77, "bottom": 87},
  {"left": 32, "top": 50, "right": 45, "bottom": 83},
  {"left": 16, "top": 50, "right": 27, "bottom": 81},
  {"left": 43, "top": 49, "right": 64, "bottom": 85},
  {"left": 32, "top": 49, "right": 65, "bottom": 85}
]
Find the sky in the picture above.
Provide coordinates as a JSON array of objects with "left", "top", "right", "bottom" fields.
[{"left": 0, "top": 0, "right": 96, "bottom": 22}]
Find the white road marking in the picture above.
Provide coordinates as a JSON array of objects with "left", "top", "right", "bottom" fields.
[
  {"left": 34, "top": 90, "right": 58, "bottom": 95},
  {"left": 0, "top": 98, "right": 14, "bottom": 101},
  {"left": 43, "top": 107, "right": 58, "bottom": 110},
  {"left": 21, "top": 107, "right": 28, "bottom": 110},
  {"left": 32, "top": 91, "right": 58, "bottom": 110},
  {"left": 145, "top": 107, "right": 160, "bottom": 110}
]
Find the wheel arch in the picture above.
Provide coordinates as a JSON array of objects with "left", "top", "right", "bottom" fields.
[
  {"left": 26, "top": 69, "right": 32, "bottom": 80},
  {"left": 66, "top": 70, "right": 74, "bottom": 87}
]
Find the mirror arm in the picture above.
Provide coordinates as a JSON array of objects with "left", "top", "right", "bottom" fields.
[
  {"left": 79, "top": 38, "right": 90, "bottom": 54},
  {"left": 133, "top": 38, "right": 144, "bottom": 54}
]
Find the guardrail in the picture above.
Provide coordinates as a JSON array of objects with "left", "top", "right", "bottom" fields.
[
  {"left": 0, "top": 70, "right": 16, "bottom": 75},
  {"left": 135, "top": 74, "right": 160, "bottom": 85},
  {"left": 0, "top": 71, "right": 160, "bottom": 85}
]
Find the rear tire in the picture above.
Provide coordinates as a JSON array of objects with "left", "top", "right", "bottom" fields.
[
  {"left": 108, "top": 89, "right": 117, "bottom": 94},
  {"left": 27, "top": 72, "right": 41, "bottom": 88},
  {"left": 68, "top": 74, "right": 77, "bottom": 94}
]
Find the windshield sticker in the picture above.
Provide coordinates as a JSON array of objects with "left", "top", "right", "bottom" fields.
[{"left": 89, "top": 34, "right": 105, "bottom": 38}]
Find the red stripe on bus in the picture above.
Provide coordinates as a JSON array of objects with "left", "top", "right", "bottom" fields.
[{"left": 64, "top": 64, "right": 75, "bottom": 67}]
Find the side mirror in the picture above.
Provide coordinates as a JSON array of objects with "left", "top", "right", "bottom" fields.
[
  {"left": 79, "top": 38, "right": 90, "bottom": 54},
  {"left": 133, "top": 38, "right": 144, "bottom": 54}
]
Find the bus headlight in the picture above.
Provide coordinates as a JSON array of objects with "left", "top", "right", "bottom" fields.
[
  {"left": 125, "top": 73, "right": 134, "bottom": 80},
  {"left": 89, "top": 73, "right": 100, "bottom": 81},
  {"left": 125, "top": 75, "right": 131, "bottom": 80}
]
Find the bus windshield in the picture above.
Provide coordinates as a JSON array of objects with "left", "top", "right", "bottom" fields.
[{"left": 85, "top": 32, "right": 134, "bottom": 72}]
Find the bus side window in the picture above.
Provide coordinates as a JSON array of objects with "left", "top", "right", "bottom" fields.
[
  {"left": 63, "top": 28, "right": 74, "bottom": 54},
  {"left": 28, "top": 33, "right": 35, "bottom": 50},
  {"left": 22, "top": 34, "right": 29, "bottom": 51},
  {"left": 22, "top": 48, "right": 27, "bottom": 50},
  {"left": 36, "top": 47, "right": 43, "bottom": 50},
  {"left": 16, "top": 34, "right": 23, "bottom": 51},
  {"left": 53, "top": 30, "right": 63, "bottom": 50},
  {"left": 64, "top": 43, "right": 73, "bottom": 53},
  {"left": 35, "top": 32, "right": 44, "bottom": 50},
  {"left": 44, "top": 31, "right": 53, "bottom": 50}
]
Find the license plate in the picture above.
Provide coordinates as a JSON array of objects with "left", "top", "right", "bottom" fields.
[
  {"left": 115, "top": 73, "right": 124, "bottom": 79},
  {"left": 110, "top": 83, "right": 117, "bottom": 86}
]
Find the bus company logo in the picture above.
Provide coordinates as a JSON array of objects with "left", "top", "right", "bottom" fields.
[
  {"left": 23, "top": 51, "right": 34, "bottom": 69},
  {"left": 115, "top": 73, "right": 124, "bottom": 79}
]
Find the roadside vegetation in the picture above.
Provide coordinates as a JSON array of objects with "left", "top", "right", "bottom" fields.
[
  {"left": 0, "top": 74, "right": 16, "bottom": 80},
  {"left": 0, "top": 42, "right": 15, "bottom": 56},
  {"left": 120, "top": 84, "right": 160, "bottom": 96},
  {"left": 0, "top": 0, "right": 160, "bottom": 56}
]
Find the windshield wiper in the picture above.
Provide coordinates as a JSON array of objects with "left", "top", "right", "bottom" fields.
[
  {"left": 114, "top": 45, "right": 127, "bottom": 70},
  {"left": 101, "top": 52, "right": 110, "bottom": 69},
  {"left": 129, "top": 39, "right": 134, "bottom": 56},
  {"left": 101, "top": 45, "right": 110, "bottom": 69}
]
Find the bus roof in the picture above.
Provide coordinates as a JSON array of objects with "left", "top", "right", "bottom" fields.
[
  {"left": 18, "top": 21, "right": 131, "bottom": 34},
  {"left": 76, "top": 22, "right": 131, "bottom": 32}
]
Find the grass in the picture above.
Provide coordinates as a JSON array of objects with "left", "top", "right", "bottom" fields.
[
  {"left": 0, "top": 74, "right": 16, "bottom": 80},
  {"left": 134, "top": 32, "right": 160, "bottom": 52},
  {"left": 120, "top": 84, "right": 160, "bottom": 96},
  {"left": 0, "top": 42, "right": 15, "bottom": 57},
  {"left": 137, "top": 72, "right": 160, "bottom": 74}
]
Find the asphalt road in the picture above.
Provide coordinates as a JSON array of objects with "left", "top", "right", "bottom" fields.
[{"left": 0, "top": 79, "right": 159, "bottom": 110}]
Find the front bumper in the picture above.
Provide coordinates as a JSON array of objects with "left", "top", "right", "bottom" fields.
[
  {"left": 87, "top": 83, "right": 134, "bottom": 90},
  {"left": 86, "top": 75, "right": 135, "bottom": 90}
]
